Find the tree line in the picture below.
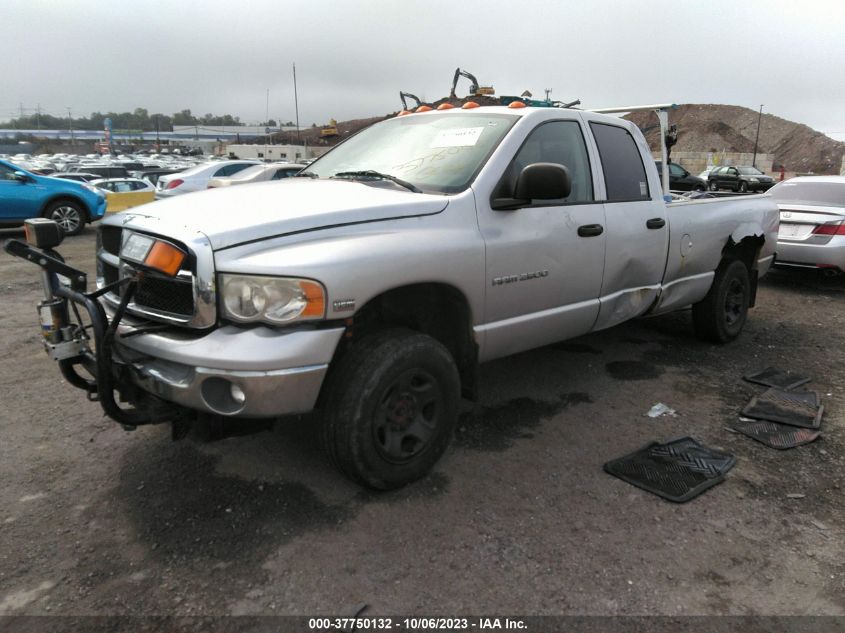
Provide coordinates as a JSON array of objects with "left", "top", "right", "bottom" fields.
[{"left": 1, "top": 108, "right": 296, "bottom": 131}]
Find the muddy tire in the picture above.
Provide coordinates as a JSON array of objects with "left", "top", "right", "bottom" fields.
[
  {"left": 320, "top": 329, "right": 460, "bottom": 489},
  {"left": 43, "top": 199, "right": 86, "bottom": 236},
  {"left": 692, "top": 259, "right": 751, "bottom": 343}
]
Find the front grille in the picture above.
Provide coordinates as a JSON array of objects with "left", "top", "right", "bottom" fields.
[
  {"left": 100, "top": 225, "right": 122, "bottom": 255},
  {"left": 98, "top": 226, "right": 201, "bottom": 323},
  {"left": 132, "top": 275, "right": 195, "bottom": 316}
]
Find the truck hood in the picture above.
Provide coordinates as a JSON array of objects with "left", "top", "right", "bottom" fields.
[{"left": 111, "top": 178, "right": 449, "bottom": 250}]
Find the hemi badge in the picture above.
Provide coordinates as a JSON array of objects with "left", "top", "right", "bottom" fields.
[{"left": 333, "top": 300, "right": 356, "bottom": 312}]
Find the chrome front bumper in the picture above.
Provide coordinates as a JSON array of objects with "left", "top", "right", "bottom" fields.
[{"left": 112, "top": 315, "right": 345, "bottom": 418}]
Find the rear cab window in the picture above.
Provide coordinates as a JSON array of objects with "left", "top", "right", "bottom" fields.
[{"left": 590, "top": 122, "right": 650, "bottom": 202}]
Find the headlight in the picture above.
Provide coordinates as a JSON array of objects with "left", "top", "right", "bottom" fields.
[
  {"left": 749, "top": 177, "right": 759, "bottom": 182},
  {"left": 82, "top": 184, "right": 100, "bottom": 194},
  {"left": 219, "top": 274, "right": 326, "bottom": 324}
]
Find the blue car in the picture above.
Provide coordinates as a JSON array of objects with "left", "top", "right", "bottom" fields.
[{"left": 0, "top": 159, "right": 107, "bottom": 235}]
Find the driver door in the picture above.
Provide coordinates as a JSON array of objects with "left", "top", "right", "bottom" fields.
[{"left": 475, "top": 117, "right": 606, "bottom": 361}]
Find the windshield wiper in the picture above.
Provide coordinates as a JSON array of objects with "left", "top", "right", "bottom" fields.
[
  {"left": 295, "top": 171, "right": 319, "bottom": 178},
  {"left": 332, "top": 170, "right": 422, "bottom": 193}
]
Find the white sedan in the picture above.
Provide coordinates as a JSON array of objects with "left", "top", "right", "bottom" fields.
[{"left": 156, "top": 160, "right": 259, "bottom": 198}]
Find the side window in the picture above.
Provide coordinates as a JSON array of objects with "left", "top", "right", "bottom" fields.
[
  {"left": 589, "top": 122, "right": 650, "bottom": 202},
  {"left": 501, "top": 120, "right": 594, "bottom": 204},
  {"left": 0, "top": 163, "right": 17, "bottom": 180},
  {"left": 217, "top": 163, "right": 252, "bottom": 177},
  {"left": 273, "top": 168, "right": 298, "bottom": 180},
  {"left": 669, "top": 164, "right": 685, "bottom": 177}
]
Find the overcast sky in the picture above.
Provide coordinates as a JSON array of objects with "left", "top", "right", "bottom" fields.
[{"left": 4, "top": 0, "right": 844, "bottom": 140}]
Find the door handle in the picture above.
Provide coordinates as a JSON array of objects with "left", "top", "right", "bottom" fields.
[
  {"left": 577, "top": 224, "right": 604, "bottom": 237},
  {"left": 646, "top": 218, "right": 666, "bottom": 229}
]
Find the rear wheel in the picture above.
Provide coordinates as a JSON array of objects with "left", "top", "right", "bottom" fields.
[
  {"left": 320, "top": 329, "right": 460, "bottom": 489},
  {"left": 692, "top": 259, "right": 751, "bottom": 343},
  {"left": 43, "top": 200, "right": 85, "bottom": 236},
  {"left": 694, "top": 184, "right": 705, "bottom": 192},
  {"left": 709, "top": 180, "right": 719, "bottom": 191}
]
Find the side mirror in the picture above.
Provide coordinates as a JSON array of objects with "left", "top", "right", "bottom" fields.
[
  {"left": 13, "top": 171, "right": 32, "bottom": 183},
  {"left": 492, "top": 163, "right": 572, "bottom": 210}
]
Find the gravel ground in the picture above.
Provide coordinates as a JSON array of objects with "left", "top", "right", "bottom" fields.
[{"left": 0, "top": 227, "right": 843, "bottom": 619}]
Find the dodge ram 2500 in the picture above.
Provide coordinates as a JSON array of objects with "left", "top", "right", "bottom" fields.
[{"left": 5, "top": 104, "right": 779, "bottom": 489}]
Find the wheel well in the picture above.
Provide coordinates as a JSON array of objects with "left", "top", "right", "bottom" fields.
[
  {"left": 330, "top": 283, "right": 478, "bottom": 401},
  {"left": 40, "top": 196, "right": 90, "bottom": 222},
  {"left": 722, "top": 234, "right": 764, "bottom": 306}
]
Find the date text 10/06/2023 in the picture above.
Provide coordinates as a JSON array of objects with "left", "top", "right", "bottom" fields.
[{"left": 308, "top": 617, "right": 527, "bottom": 630}]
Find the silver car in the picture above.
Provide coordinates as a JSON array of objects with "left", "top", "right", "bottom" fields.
[
  {"left": 206, "top": 162, "right": 305, "bottom": 188},
  {"left": 771, "top": 176, "right": 845, "bottom": 273}
]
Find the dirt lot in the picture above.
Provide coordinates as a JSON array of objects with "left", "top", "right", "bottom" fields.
[{"left": 1, "top": 227, "right": 843, "bottom": 619}]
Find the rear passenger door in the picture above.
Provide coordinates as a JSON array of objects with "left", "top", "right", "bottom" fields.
[{"left": 585, "top": 118, "right": 669, "bottom": 331}]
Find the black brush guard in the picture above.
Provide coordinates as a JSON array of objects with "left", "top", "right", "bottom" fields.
[{"left": 5, "top": 238, "right": 184, "bottom": 429}]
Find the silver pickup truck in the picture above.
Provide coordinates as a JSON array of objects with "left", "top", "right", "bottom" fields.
[{"left": 7, "top": 105, "right": 778, "bottom": 489}]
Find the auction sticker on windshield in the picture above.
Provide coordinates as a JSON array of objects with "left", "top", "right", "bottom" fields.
[{"left": 430, "top": 127, "right": 484, "bottom": 148}]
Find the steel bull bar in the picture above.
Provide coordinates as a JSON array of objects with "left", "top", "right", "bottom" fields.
[{"left": 5, "top": 237, "right": 182, "bottom": 429}]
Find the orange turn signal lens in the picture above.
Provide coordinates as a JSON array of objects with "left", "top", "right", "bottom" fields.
[
  {"left": 437, "top": 103, "right": 455, "bottom": 110},
  {"left": 462, "top": 101, "right": 480, "bottom": 109},
  {"left": 415, "top": 105, "right": 433, "bottom": 113},
  {"left": 144, "top": 241, "right": 186, "bottom": 276},
  {"left": 398, "top": 110, "right": 412, "bottom": 116},
  {"left": 300, "top": 280, "right": 326, "bottom": 318},
  {"left": 508, "top": 101, "right": 527, "bottom": 109}
]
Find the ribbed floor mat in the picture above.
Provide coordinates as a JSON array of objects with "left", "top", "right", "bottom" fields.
[
  {"left": 604, "top": 437, "right": 736, "bottom": 503},
  {"left": 742, "top": 388, "right": 823, "bottom": 429},
  {"left": 743, "top": 367, "right": 811, "bottom": 391},
  {"left": 730, "top": 418, "right": 820, "bottom": 450}
]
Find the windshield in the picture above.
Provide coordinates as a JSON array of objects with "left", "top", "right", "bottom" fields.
[
  {"left": 306, "top": 112, "right": 518, "bottom": 194},
  {"left": 769, "top": 180, "right": 845, "bottom": 207},
  {"left": 737, "top": 166, "right": 763, "bottom": 175}
]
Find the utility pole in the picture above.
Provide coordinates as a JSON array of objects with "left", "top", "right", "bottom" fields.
[
  {"left": 293, "top": 63, "right": 301, "bottom": 145},
  {"left": 752, "top": 104, "right": 763, "bottom": 168},
  {"left": 266, "top": 88, "right": 270, "bottom": 126},
  {"left": 36, "top": 104, "right": 41, "bottom": 132},
  {"left": 66, "top": 107, "right": 75, "bottom": 146},
  {"left": 155, "top": 114, "right": 160, "bottom": 152}
]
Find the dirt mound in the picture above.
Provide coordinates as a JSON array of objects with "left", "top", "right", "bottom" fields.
[{"left": 625, "top": 104, "right": 844, "bottom": 174}]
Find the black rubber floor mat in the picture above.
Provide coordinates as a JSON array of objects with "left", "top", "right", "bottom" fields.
[
  {"left": 604, "top": 436, "right": 736, "bottom": 503},
  {"left": 742, "top": 388, "right": 823, "bottom": 429},
  {"left": 730, "top": 418, "right": 821, "bottom": 449},
  {"left": 743, "top": 367, "right": 811, "bottom": 391}
]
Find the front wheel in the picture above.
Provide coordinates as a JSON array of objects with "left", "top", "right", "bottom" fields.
[
  {"left": 709, "top": 181, "right": 719, "bottom": 191},
  {"left": 320, "top": 329, "right": 460, "bottom": 489},
  {"left": 692, "top": 259, "right": 751, "bottom": 343},
  {"left": 43, "top": 200, "right": 86, "bottom": 236},
  {"left": 739, "top": 181, "right": 748, "bottom": 193}
]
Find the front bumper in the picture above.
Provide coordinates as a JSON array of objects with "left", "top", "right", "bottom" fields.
[{"left": 112, "top": 312, "right": 345, "bottom": 418}]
